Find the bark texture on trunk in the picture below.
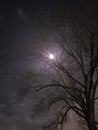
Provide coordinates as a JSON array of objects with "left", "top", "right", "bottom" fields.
[
  {"left": 86, "top": 102, "right": 98, "bottom": 130},
  {"left": 87, "top": 121, "right": 97, "bottom": 130}
]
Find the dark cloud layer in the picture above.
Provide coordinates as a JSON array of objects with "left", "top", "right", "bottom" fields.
[{"left": 0, "top": 0, "right": 98, "bottom": 130}]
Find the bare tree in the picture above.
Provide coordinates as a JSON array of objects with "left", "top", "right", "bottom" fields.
[
  {"left": 17, "top": 5, "right": 98, "bottom": 130},
  {"left": 33, "top": 8, "right": 98, "bottom": 130}
]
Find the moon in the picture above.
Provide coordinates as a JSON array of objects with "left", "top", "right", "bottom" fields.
[{"left": 48, "top": 53, "right": 55, "bottom": 60}]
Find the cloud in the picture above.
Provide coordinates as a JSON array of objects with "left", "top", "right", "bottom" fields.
[
  {"left": 0, "top": 113, "right": 40, "bottom": 130},
  {"left": 16, "top": 8, "right": 28, "bottom": 21},
  {"left": 0, "top": 15, "right": 3, "bottom": 25},
  {"left": 0, "top": 104, "right": 5, "bottom": 108}
]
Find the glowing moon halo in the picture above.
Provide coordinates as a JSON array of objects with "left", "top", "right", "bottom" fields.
[{"left": 48, "top": 53, "right": 55, "bottom": 60}]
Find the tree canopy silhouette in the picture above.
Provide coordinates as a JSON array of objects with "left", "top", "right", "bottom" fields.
[{"left": 18, "top": 6, "right": 98, "bottom": 130}]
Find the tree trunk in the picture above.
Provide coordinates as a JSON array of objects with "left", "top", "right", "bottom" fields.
[
  {"left": 87, "top": 121, "right": 97, "bottom": 130},
  {"left": 86, "top": 102, "right": 98, "bottom": 130}
]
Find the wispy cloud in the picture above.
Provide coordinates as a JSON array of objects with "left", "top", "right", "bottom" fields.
[
  {"left": 0, "top": 114, "right": 39, "bottom": 130},
  {"left": 16, "top": 8, "right": 28, "bottom": 21}
]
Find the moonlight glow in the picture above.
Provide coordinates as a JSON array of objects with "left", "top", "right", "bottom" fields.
[{"left": 48, "top": 53, "right": 55, "bottom": 60}]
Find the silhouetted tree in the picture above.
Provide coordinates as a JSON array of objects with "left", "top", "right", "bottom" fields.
[
  {"left": 33, "top": 7, "right": 98, "bottom": 130},
  {"left": 18, "top": 4, "right": 98, "bottom": 130}
]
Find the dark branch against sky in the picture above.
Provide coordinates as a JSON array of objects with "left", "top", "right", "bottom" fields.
[{"left": 0, "top": 0, "right": 98, "bottom": 130}]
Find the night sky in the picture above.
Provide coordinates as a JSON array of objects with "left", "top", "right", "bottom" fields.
[{"left": 0, "top": 0, "right": 98, "bottom": 130}]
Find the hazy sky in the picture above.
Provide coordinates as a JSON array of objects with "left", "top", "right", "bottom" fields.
[{"left": 0, "top": 0, "right": 98, "bottom": 130}]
